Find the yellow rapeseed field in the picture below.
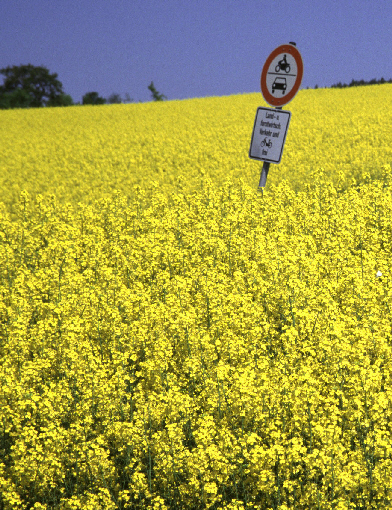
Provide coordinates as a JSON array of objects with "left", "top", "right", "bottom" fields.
[{"left": 1, "top": 85, "right": 392, "bottom": 509}]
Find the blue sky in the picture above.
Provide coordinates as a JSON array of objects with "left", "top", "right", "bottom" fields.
[{"left": 1, "top": 0, "right": 392, "bottom": 103}]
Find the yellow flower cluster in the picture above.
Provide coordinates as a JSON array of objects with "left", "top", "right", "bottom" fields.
[
  {"left": 0, "top": 85, "right": 392, "bottom": 509},
  {"left": 1, "top": 85, "right": 392, "bottom": 214}
]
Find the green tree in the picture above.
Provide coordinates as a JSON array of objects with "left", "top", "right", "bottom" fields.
[
  {"left": 107, "top": 93, "right": 122, "bottom": 104},
  {"left": 82, "top": 91, "right": 106, "bottom": 105},
  {"left": 148, "top": 81, "right": 167, "bottom": 101},
  {"left": 0, "top": 64, "right": 65, "bottom": 108}
]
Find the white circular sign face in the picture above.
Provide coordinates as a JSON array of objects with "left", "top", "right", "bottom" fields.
[{"left": 261, "top": 44, "right": 303, "bottom": 107}]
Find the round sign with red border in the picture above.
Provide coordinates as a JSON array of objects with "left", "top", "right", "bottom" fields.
[{"left": 261, "top": 44, "right": 303, "bottom": 107}]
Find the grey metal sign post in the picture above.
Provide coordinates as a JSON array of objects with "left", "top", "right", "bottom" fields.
[{"left": 249, "top": 42, "right": 303, "bottom": 189}]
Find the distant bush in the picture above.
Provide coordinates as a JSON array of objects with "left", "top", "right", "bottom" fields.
[
  {"left": 148, "top": 81, "right": 167, "bottom": 101},
  {"left": 82, "top": 91, "right": 106, "bottom": 105},
  {"left": 107, "top": 93, "right": 122, "bottom": 104}
]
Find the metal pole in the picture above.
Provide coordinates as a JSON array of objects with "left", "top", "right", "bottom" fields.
[{"left": 258, "top": 162, "right": 270, "bottom": 188}]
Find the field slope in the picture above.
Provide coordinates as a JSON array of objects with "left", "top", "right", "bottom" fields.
[{"left": 1, "top": 87, "right": 392, "bottom": 509}]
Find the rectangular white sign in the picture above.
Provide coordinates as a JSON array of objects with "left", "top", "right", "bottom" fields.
[{"left": 249, "top": 107, "right": 291, "bottom": 164}]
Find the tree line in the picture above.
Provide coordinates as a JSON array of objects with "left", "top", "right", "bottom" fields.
[
  {"left": 2, "top": 63, "right": 392, "bottom": 109},
  {"left": 0, "top": 64, "right": 166, "bottom": 109},
  {"left": 331, "top": 77, "right": 392, "bottom": 88}
]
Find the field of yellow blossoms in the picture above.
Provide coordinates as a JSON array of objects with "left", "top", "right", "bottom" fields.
[{"left": 1, "top": 84, "right": 392, "bottom": 509}]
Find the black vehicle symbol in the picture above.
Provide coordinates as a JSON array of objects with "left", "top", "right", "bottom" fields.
[
  {"left": 272, "top": 77, "right": 287, "bottom": 94},
  {"left": 260, "top": 137, "right": 272, "bottom": 148},
  {"left": 275, "top": 54, "right": 291, "bottom": 73}
]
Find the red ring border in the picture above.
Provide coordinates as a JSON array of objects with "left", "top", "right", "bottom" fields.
[{"left": 261, "top": 44, "right": 303, "bottom": 107}]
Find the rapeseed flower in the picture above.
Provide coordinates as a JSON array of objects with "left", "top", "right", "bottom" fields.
[{"left": 1, "top": 86, "right": 392, "bottom": 508}]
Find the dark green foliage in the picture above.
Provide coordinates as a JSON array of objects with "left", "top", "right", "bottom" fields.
[
  {"left": 0, "top": 64, "right": 65, "bottom": 108},
  {"left": 0, "top": 88, "right": 32, "bottom": 109},
  {"left": 148, "top": 81, "right": 167, "bottom": 101},
  {"left": 82, "top": 91, "right": 106, "bottom": 105},
  {"left": 48, "top": 93, "right": 74, "bottom": 107},
  {"left": 331, "top": 77, "right": 392, "bottom": 88},
  {"left": 107, "top": 93, "right": 122, "bottom": 104}
]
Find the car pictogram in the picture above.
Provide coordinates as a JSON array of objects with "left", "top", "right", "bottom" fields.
[{"left": 272, "top": 77, "right": 287, "bottom": 94}]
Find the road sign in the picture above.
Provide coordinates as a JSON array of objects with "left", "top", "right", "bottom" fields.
[
  {"left": 261, "top": 44, "right": 303, "bottom": 107},
  {"left": 249, "top": 107, "right": 291, "bottom": 164}
]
